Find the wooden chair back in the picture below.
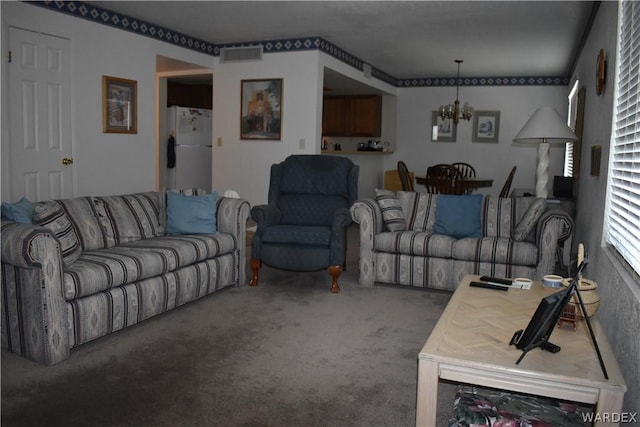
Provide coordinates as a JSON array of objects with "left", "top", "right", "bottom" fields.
[
  {"left": 425, "top": 164, "right": 462, "bottom": 194},
  {"left": 397, "top": 161, "right": 414, "bottom": 191},
  {"left": 451, "top": 162, "right": 476, "bottom": 178},
  {"left": 499, "top": 166, "right": 517, "bottom": 197}
]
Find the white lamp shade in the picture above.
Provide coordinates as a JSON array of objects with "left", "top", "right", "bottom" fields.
[{"left": 513, "top": 107, "right": 578, "bottom": 144}]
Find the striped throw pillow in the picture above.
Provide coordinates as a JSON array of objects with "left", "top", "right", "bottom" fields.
[
  {"left": 375, "top": 189, "right": 407, "bottom": 232},
  {"left": 513, "top": 198, "right": 546, "bottom": 241}
]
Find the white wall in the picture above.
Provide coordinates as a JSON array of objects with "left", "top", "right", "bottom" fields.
[
  {"left": 393, "top": 85, "right": 569, "bottom": 196},
  {"left": 571, "top": 1, "right": 640, "bottom": 413},
  {"left": 211, "top": 50, "right": 323, "bottom": 206},
  {"left": 1, "top": 1, "right": 214, "bottom": 199}
]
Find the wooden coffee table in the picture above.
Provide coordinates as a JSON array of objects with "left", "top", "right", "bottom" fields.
[{"left": 416, "top": 274, "right": 627, "bottom": 427}]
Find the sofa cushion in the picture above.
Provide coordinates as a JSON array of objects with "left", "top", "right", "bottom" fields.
[
  {"left": 434, "top": 195, "right": 483, "bottom": 239},
  {"left": 58, "top": 197, "right": 110, "bottom": 251},
  {"left": 1, "top": 197, "right": 33, "bottom": 224},
  {"left": 513, "top": 198, "right": 546, "bottom": 241},
  {"left": 94, "top": 192, "right": 164, "bottom": 245},
  {"left": 68, "top": 254, "right": 239, "bottom": 346},
  {"left": 481, "top": 196, "right": 542, "bottom": 239},
  {"left": 261, "top": 225, "right": 331, "bottom": 247},
  {"left": 33, "top": 201, "right": 82, "bottom": 266},
  {"left": 375, "top": 189, "right": 407, "bottom": 232},
  {"left": 452, "top": 236, "right": 538, "bottom": 266},
  {"left": 166, "top": 191, "right": 218, "bottom": 234},
  {"left": 374, "top": 231, "right": 456, "bottom": 258},
  {"left": 63, "top": 233, "right": 237, "bottom": 300},
  {"left": 479, "top": 196, "right": 513, "bottom": 237},
  {"left": 397, "top": 191, "right": 438, "bottom": 232}
]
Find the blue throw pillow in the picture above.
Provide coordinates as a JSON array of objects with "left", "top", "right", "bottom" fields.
[
  {"left": 433, "top": 194, "right": 483, "bottom": 239},
  {"left": 166, "top": 191, "right": 218, "bottom": 234},
  {"left": 1, "top": 197, "right": 34, "bottom": 224}
]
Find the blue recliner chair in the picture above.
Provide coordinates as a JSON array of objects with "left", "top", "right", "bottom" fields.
[{"left": 249, "top": 155, "right": 359, "bottom": 293}]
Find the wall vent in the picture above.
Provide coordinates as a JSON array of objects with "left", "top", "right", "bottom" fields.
[{"left": 219, "top": 45, "right": 263, "bottom": 63}]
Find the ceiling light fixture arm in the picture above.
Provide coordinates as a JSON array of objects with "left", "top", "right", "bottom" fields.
[{"left": 439, "top": 59, "right": 473, "bottom": 125}]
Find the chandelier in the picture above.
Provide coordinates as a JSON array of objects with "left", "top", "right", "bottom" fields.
[{"left": 439, "top": 59, "right": 473, "bottom": 125}]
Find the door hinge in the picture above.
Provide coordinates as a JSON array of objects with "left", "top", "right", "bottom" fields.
[{"left": 8, "top": 50, "right": 11, "bottom": 63}]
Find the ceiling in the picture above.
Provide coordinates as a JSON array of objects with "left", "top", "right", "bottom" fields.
[{"left": 88, "top": 1, "right": 597, "bottom": 88}]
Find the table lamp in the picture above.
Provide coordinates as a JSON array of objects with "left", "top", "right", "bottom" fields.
[{"left": 513, "top": 107, "right": 578, "bottom": 198}]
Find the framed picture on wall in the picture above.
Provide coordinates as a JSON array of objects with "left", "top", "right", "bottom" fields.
[
  {"left": 102, "top": 75, "right": 137, "bottom": 134},
  {"left": 431, "top": 111, "right": 456, "bottom": 142},
  {"left": 240, "top": 78, "right": 282, "bottom": 140},
  {"left": 472, "top": 110, "right": 500, "bottom": 143}
]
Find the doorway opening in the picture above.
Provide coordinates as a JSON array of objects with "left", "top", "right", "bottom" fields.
[{"left": 156, "top": 55, "right": 213, "bottom": 191}]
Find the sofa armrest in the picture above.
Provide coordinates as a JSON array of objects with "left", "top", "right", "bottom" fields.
[
  {"left": 1, "top": 221, "right": 58, "bottom": 268},
  {"left": 216, "top": 197, "right": 251, "bottom": 286},
  {"left": 535, "top": 209, "right": 575, "bottom": 279},
  {"left": 349, "top": 199, "right": 385, "bottom": 286},
  {"left": 1, "top": 221, "right": 70, "bottom": 365}
]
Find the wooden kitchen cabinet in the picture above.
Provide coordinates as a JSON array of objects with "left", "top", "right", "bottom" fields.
[
  {"left": 322, "top": 95, "right": 382, "bottom": 137},
  {"left": 167, "top": 82, "right": 212, "bottom": 109},
  {"left": 322, "top": 97, "right": 350, "bottom": 136}
]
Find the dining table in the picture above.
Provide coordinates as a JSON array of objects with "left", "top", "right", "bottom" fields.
[{"left": 415, "top": 176, "right": 493, "bottom": 194}]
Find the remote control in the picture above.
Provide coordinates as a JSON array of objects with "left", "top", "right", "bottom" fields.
[
  {"left": 479, "top": 276, "right": 513, "bottom": 286},
  {"left": 470, "top": 281, "right": 509, "bottom": 291}
]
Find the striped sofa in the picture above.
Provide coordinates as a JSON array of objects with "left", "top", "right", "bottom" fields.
[
  {"left": 350, "top": 192, "right": 573, "bottom": 291},
  {"left": 1, "top": 191, "right": 250, "bottom": 365}
]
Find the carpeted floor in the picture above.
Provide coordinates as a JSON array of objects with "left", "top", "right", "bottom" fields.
[{"left": 1, "top": 226, "right": 457, "bottom": 427}]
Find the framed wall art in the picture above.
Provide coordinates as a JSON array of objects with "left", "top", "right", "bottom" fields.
[
  {"left": 102, "top": 75, "right": 137, "bottom": 134},
  {"left": 240, "top": 78, "right": 282, "bottom": 140},
  {"left": 431, "top": 111, "right": 456, "bottom": 142},
  {"left": 472, "top": 110, "right": 500, "bottom": 143}
]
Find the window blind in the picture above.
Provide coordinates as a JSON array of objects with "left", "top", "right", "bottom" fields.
[
  {"left": 564, "top": 81, "right": 580, "bottom": 177},
  {"left": 606, "top": 0, "right": 640, "bottom": 274}
]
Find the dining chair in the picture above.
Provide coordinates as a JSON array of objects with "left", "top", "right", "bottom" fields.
[
  {"left": 451, "top": 162, "right": 476, "bottom": 178},
  {"left": 397, "top": 161, "right": 414, "bottom": 191},
  {"left": 451, "top": 162, "right": 476, "bottom": 194},
  {"left": 425, "top": 164, "right": 462, "bottom": 194},
  {"left": 499, "top": 166, "right": 517, "bottom": 197}
]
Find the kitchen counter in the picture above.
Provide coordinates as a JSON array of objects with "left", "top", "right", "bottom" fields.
[{"left": 321, "top": 150, "right": 393, "bottom": 155}]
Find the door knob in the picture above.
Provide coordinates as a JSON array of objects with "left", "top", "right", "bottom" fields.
[{"left": 62, "top": 157, "right": 74, "bottom": 165}]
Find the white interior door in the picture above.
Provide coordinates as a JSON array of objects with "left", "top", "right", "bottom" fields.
[{"left": 8, "top": 27, "right": 73, "bottom": 202}]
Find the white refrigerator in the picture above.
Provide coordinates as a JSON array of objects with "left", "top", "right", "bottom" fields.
[{"left": 167, "top": 106, "right": 212, "bottom": 192}]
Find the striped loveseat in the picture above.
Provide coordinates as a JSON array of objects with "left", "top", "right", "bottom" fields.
[
  {"left": 1, "top": 190, "right": 250, "bottom": 365},
  {"left": 350, "top": 191, "right": 573, "bottom": 291}
]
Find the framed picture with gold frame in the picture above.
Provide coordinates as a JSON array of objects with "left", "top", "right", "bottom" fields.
[
  {"left": 102, "top": 75, "right": 137, "bottom": 134},
  {"left": 240, "top": 78, "right": 282, "bottom": 140}
]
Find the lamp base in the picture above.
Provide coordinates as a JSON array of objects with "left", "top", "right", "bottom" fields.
[{"left": 535, "top": 142, "right": 550, "bottom": 198}]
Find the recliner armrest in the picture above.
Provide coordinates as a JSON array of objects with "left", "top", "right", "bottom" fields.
[
  {"left": 251, "top": 204, "right": 282, "bottom": 229},
  {"left": 332, "top": 207, "right": 352, "bottom": 230}
]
